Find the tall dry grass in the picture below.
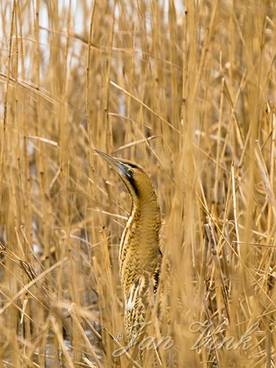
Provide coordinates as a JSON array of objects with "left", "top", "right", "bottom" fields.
[{"left": 0, "top": 1, "right": 276, "bottom": 367}]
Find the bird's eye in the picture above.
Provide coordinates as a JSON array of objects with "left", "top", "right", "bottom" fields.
[{"left": 126, "top": 168, "right": 133, "bottom": 179}]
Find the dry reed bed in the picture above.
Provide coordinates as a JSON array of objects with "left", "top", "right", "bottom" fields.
[{"left": 0, "top": 1, "right": 276, "bottom": 367}]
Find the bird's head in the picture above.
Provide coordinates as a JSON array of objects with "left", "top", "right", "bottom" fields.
[{"left": 96, "top": 150, "right": 154, "bottom": 201}]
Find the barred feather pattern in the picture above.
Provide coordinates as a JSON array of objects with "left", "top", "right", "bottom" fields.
[{"left": 119, "top": 196, "right": 162, "bottom": 347}]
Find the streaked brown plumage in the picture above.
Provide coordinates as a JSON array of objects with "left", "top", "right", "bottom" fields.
[{"left": 96, "top": 150, "right": 162, "bottom": 345}]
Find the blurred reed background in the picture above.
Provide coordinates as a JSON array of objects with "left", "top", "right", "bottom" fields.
[{"left": 0, "top": 1, "right": 275, "bottom": 367}]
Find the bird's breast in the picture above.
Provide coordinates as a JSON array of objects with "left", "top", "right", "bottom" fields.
[{"left": 119, "top": 205, "right": 161, "bottom": 298}]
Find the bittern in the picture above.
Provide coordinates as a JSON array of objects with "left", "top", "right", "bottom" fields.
[{"left": 96, "top": 150, "right": 162, "bottom": 344}]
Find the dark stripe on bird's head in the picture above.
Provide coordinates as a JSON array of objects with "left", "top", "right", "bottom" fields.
[
  {"left": 126, "top": 173, "right": 139, "bottom": 196},
  {"left": 96, "top": 150, "right": 140, "bottom": 196},
  {"left": 114, "top": 160, "right": 140, "bottom": 196}
]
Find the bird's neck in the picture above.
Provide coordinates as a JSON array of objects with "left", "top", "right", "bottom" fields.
[
  {"left": 119, "top": 189, "right": 160, "bottom": 294},
  {"left": 131, "top": 190, "right": 160, "bottom": 229}
]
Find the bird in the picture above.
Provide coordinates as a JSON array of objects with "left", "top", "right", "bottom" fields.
[{"left": 96, "top": 150, "right": 162, "bottom": 349}]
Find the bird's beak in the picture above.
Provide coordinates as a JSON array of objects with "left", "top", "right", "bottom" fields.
[{"left": 95, "top": 150, "right": 130, "bottom": 179}]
